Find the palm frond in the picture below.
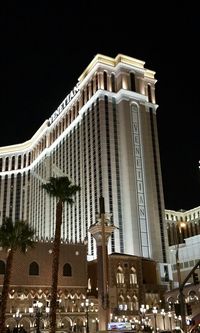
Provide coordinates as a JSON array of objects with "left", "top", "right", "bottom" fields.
[{"left": 42, "top": 176, "right": 81, "bottom": 202}]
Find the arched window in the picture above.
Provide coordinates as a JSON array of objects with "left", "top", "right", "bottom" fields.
[
  {"left": 0, "top": 260, "right": 5, "bottom": 274},
  {"left": 132, "top": 294, "right": 139, "bottom": 310},
  {"left": 23, "top": 154, "right": 26, "bottom": 168},
  {"left": 103, "top": 71, "right": 107, "bottom": 90},
  {"left": 28, "top": 152, "right": 31, "bottom": 166},
  {"left": 167, "top": 296, "right": 175, "bottom": 306},
  {"left": 130, "top": 72, "right": 136, "bottom": 92},
  {"left": 111, "top": 74, "right": 115, "bottom": 92},
  {"left": 96, "top": 73, "right": 98, "bottom": 91},
  {"left": 91, "top": 79, "right": 94, "bottom": 95},
  {"left": 17, "top": 155, "right": 21, "bottom": 169},
  {"left": 188, "top": 290, "right": 198, "bottom": 302},
  {"left": 11, "top": 156, "right": 15, "bottom": 170},
  {"left": 5, "top": 157, "right": 9, "bottom": 171},
  {"left": 116, "top": 265, "right": 124, "bottom": 284},
  {"left": 86, "top": 85, "right": 89, "bottom": 101},
  {"left": 118, "top": 294, "right": 125, "bottom": 310},
  {"left": 147, "top": 84, "right": 152, "bottom": 103},
  {"left": 81, "top": 93, "right": 86, "bottom": 108},
  {"left": 29, "top": 261, "right": 39, "bottom": 275},
  {"left": 63, "top": 263, "right": 72, "bottom": 276},
  {"left": 130, "top": 266, "right": 137, "bottom": 284}
]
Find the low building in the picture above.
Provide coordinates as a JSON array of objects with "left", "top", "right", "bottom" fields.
[
  {"left": 165, "top": 207, "right": 200, "bottom": 285},
  {"left": 0, "top": 241, "right": 91, "bottom": 332},
  {"left": 0, "top": 243, "right": 167, "bottom": 332},
  {"left": 88, "top": 253, "right": 167, "bottom": 329},
  {"left": 163, "top": 207, "right": 200, "bottom": 331}
]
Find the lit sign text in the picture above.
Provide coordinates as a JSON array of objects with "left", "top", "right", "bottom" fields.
[{"left": 49, "top": 82, "right": 80, "bottom": 124}]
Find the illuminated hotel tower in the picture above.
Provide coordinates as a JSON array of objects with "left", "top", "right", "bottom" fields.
[{"left": 0, "top": 54, "right": 168, "bottom": 263}]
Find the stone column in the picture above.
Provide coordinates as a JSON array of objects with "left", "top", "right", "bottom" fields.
[{"left": 89, "top": 197, "right": 116, "bottom": 332}]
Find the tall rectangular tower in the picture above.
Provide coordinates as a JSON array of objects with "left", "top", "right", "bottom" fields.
[{"left": 0, "top": 54, "right": 168, "bottom": 263}]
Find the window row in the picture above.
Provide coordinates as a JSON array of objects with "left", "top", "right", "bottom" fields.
[
  {"left": 166, "top": 211, "right": 200, "bottom": 221},
  {"left": 167, "top": 220, "right": 200, "bottom": 246},
  {"left": 0, "top": 69, "right": 154, "bottom": 173},
  {"left": 0, "top": 261, "right": 72, "bottom": 277},
  {"left": 0, "top": 153, "right": 31, "bottom": 172},
  {"left": 116, "top": 265, "right": 137, "bottom": 285}
]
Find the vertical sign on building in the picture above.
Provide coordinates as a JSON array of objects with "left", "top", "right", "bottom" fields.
[{"left": 131, "top": 104, "right": 150, "bottom": 258}]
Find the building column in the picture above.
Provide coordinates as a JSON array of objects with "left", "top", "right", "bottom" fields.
[{"left": 89, "top": 197, "right": 116, "bottom": 332}]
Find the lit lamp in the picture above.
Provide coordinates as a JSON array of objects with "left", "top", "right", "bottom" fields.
[
  {"left": 160, "top": 309, "right": 166, "bottom": 330},
  {"left": 29, "top": 300, "right": 43, "bottom": 333},
  {"left": 140, "top": 304, "right": 148, "bottom": 328},
  {"left": 13, "top": 311, "right": 22, "bottom": 329},
  {"left": 81, "top": 298, "right": 94, "bottom": 333},
  {"left": 140, "top": 304, "right": 146, "bottom": 317},
  {"left": 168, "top": 312, "right": 172, "bottom": 331},
  {"left": 152, "top": 307, "right": 158, "bottom": 332}
]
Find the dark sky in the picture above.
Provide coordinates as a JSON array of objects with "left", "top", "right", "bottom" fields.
[{"left": 0, "top": 1, "right": 199, "bottom": 211}]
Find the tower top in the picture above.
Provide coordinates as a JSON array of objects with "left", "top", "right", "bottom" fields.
[{"left": 78, "top": 53, "right": 156, "bottom": 82}]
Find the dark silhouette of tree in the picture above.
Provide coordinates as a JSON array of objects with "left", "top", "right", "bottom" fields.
[
  {"left": 42, "top": 176, "right": 80, "bottom": 333},
  {"left": 0, "top": 218, "right": 35, "bottom": 333}
]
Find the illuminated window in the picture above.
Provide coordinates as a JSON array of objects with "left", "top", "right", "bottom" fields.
[
  {"left": 116, "top": 265, "right": 124, "bottom": 284},
  {"left": 132, "top": 294, "right": 139, "bottom": 310},
  {"left": 130, "top": 266, "right": 137, "bottom": 284}
]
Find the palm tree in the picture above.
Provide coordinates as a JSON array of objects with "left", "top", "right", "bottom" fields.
[
  {"left": 42, "top": 176, "right": 80, "bottom": 333},
  {"left": 0, "top": 217, "right": 35, "bottom": 333}
]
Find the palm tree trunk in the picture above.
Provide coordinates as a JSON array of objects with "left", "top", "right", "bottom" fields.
[
  {"left": 50, "top": 200, "right": 63, "bottom": 333},
  {"left": 0, "top": 250, "right": 14, "bottom": 333}
]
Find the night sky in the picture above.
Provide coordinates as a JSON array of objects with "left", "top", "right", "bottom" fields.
[{"left": 0, "top": 1, "right": 199, "bottom": 211}]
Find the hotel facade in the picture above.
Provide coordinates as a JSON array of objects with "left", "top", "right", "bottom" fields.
[
  {"left": 0, "top": 54, "right": 168, "bottom": 263},
  {"left": 165, "top": 206, "right": 200, "bottom": 284}
]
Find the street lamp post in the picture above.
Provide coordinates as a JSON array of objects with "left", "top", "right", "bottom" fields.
[
  {"left": 85, "top": 299, "right": 89, "bottom": 333},
  {"left": 174, "top": 221, "right": 186, "bottom": 332},
  {"left": 174, "top": 222, "right": 186, "bottom": 286},
  {"left": 140, "top": 304, "right": 149, "bottom": 329},
  {"left": 89, "top": 196, "right": 116, "bottom": 332},
  {"left": 140, "top": 306, "right": 145, "bottom": 330},
  {"left": 160, "top": 309, "right": 166, "bottom": 330},
  {"left": 13, "top": 311, "right": 22, "bottom": 330},
  {"left": 168, "top": 312, "right": 172, "bottom": 331},
  {"left": 29, "top": 300, "right": 43, "bottom": 333},
  {"left": 152, "top": 307, "right": 158, "bottom": 332},
  {"left": 81, "top": 298, "right": 94, "bottom": 333}
]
